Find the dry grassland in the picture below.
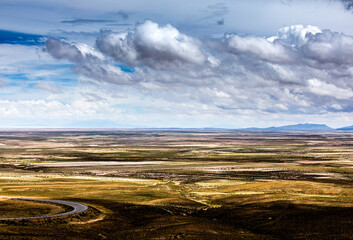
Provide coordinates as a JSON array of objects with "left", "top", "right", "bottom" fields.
[{"left": 0, "top": 130, "right": 352, "bottom": 239}]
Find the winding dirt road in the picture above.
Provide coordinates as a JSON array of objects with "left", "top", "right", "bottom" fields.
[{"left": 0, "top": 196, "right": 89, "bottom": 220}]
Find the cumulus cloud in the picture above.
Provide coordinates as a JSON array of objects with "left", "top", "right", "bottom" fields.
[
  {"left": 46, "top": 38, "right": 104, "bottom": 62},
  {"left": 44, "top": 21, "right": 353, "bottom": 117},
  {"left": 225, "top": 33, "right": 296, "bottom": 63},
  {"left": 269, "top": 25, "right": 322, "bottom": 46},
  {"left": 224, "top": 24, "right": 353, "bottom": 70},
  {"left": 224, "top": 24, "right": 323, "bottom": 65},
  {"left": 96, "top": 20, "right": 210, "bottom": 69},
  {"left": 301, "top": 30, "right": 353, "bottom": 65},
  {"left": 223, "top": 24, "right": 324, "bottom": 65},
  {"left": 46, "top": 38, "right": 132, "bottom": 84},
  {"left": 308, "top": 78, "right": 353, "bottom": 99}
]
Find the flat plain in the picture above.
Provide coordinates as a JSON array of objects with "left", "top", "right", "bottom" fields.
[{"left": 0, "top": 130, "right": 352, "bottom": 239}]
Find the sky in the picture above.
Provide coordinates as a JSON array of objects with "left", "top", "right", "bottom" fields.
[{"left": 1, "top": 0, "right": 353, "bottom": 128}]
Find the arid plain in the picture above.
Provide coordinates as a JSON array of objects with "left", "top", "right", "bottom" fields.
[{"left": 0, "top": 130, "right": 352, "bottom": 239}]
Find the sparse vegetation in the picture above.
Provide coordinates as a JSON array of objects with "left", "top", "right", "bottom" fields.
[{"left": 0, "top": 130, "right": 352, "bottom": 239}]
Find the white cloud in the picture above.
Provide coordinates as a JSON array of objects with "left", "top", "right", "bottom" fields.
[
  {"left": 225, "top": 33, "right": 295, "bottom": 63},
  {"left": 96, "top": 20, "right": 211, "bottom": 69},
  {"left": 308, "top": 78, "right": 353, "bottom": 99},
  {"left": 46, "top": 38, "right": 104, "bottom": 63},
  {"left": 331, "top": 103, "right": 343, "bottom": 110},
  {"left": 5, "top": 1, "right": 353, "bottom": 128},
  {"left": 46, "top": 38, "right": 132, "bottom": 85},
  {"left": 302, "top": 30, "right": 353, "bottom": 65},
  {"left": 42, "top": 22, "right": 353, "bottom": 124},
  {"left": 0, "top": 99, "right": 122, "bottom": 120},
  {"left": 269, "top": 24, "right": 322, "bottom": 46},
  {"left": 224, "top": 25, "right": 322, "bottom": 64},
  {"left": 75, "top": 42, "right": 105, "bottom": 61},
  {"left": 224, "top": 25, "right": 353, "bottom": 69}
]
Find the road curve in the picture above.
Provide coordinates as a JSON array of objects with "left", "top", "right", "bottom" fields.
[{"left": 0, "top": 196, "right": 89, "bottom": 220}]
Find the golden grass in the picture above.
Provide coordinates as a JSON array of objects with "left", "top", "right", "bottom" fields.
[{"left": 0, "top": 198, "right": 66, "bottom": 218}]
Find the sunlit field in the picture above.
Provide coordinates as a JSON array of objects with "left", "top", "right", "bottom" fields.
[{"left": 0, "top": 130, "right": 352, "bottom": 239}]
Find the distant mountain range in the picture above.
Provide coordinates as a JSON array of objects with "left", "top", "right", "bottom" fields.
[
  {"left": 1, "top": 124, "right": 353, "bottom": 131},
  {"left": 242, "top": 123, "right": 334, "bottom": 131},
  {"left": 336, "top": 125, "right": 353, "bottom": 130}
]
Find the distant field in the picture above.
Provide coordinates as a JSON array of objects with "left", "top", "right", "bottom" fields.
[{"left": 0, "top": 130, "right": 352, "bottom": 239}]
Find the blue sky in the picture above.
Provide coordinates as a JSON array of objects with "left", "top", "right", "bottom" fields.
[{"left": 1, "top": 0, "right": 353, "bottom": 128}]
